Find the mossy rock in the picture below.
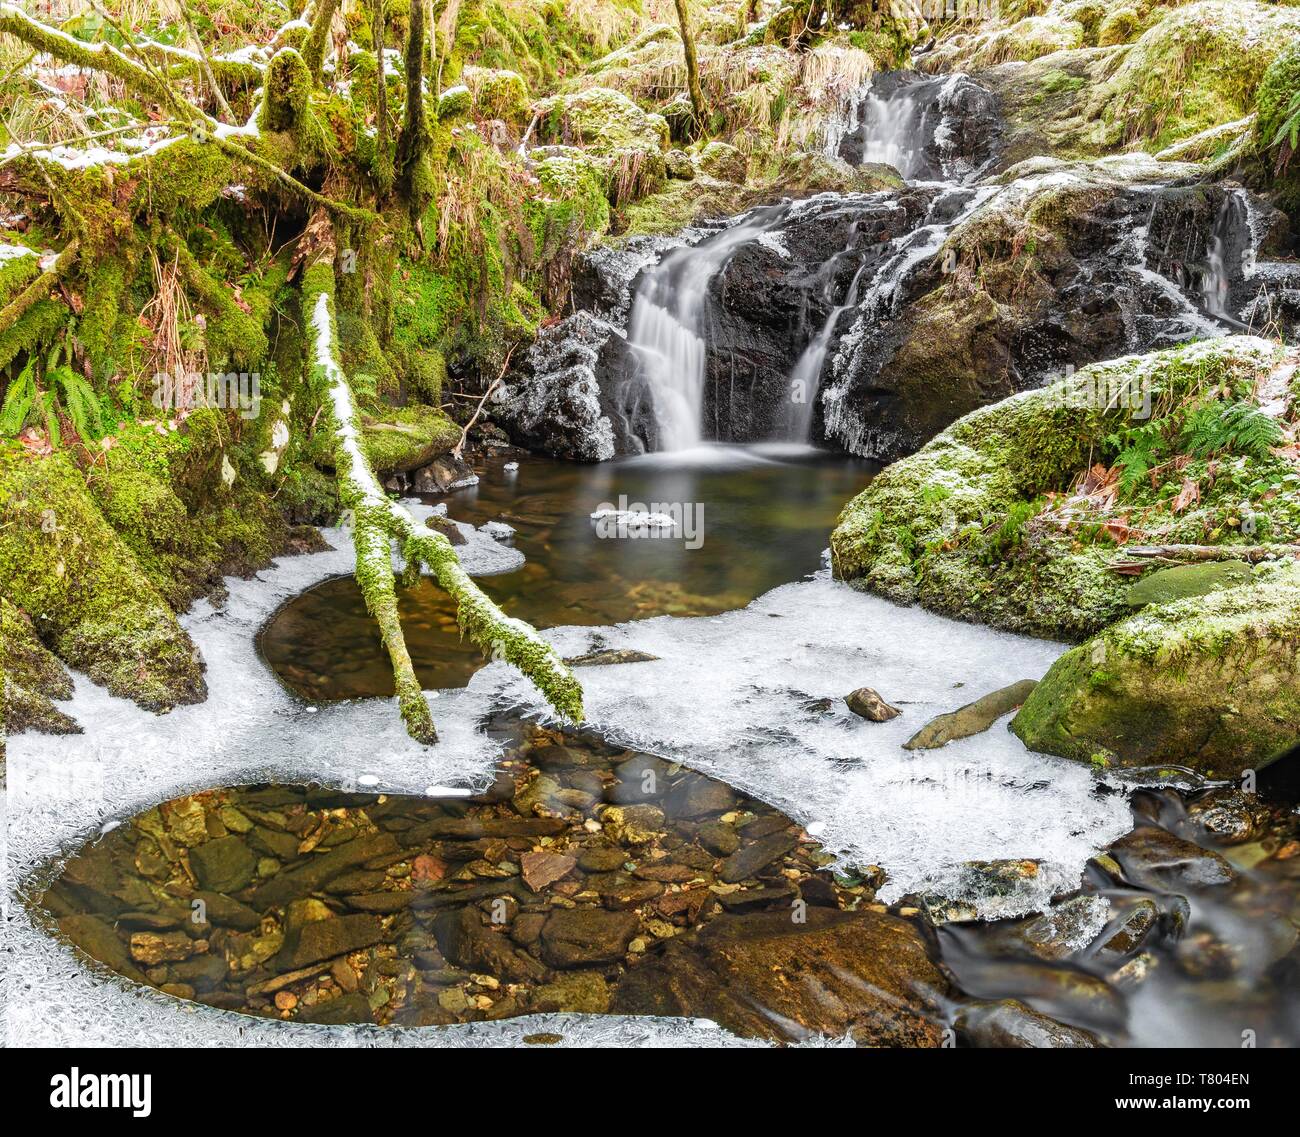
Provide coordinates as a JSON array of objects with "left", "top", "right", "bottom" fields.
[
  {"left": 1012, "top": 560, "right": 1300, "bottom": 778},
  {"left": 831, "top": 336, "right": 1289, "bottom": 640},
  {"left": 2, "top": 596, "right": 79, "bottom": 736},
  {"left": 1097, "top": 8, "right": 1139, "bottom": 47},
  {"left": 437, "top": 84, "right": 473, "bottom": 122},
  {"left": 466, "top": 68, "right": 531, "bottom": 126},
  {"left": 0, "top": 448, "right": 205, "bottom": 712},
  {"left": 359, "top": 406, "right": 462, "bottom": 476},
  {"left": 533, "top": 87, "right": 670, "bottom": 157},
  {"left": 1124, "top": 560, "right": 1255, "bottom": 607},
  {"left": 695, "top": 140, "right": 748, "bottom": 183},
  {"left": 1085, "top": 1, "right": 1300, "bottom": 151}
]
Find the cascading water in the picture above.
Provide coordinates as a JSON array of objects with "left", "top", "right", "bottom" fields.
[
  {"left": 1200, "top": 190, "right": 1248, "bottom": 325},
  {"left": 782, "top": 256, "right": 871, "bottom": 441},
  {"left": 626, "top": 207, "right": 788, "bottom": 450},
  {"left": 855, "top": 88, "right": 926, "bottom": 179}
]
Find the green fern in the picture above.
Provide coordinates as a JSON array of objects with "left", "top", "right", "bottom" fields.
[
  {"left": 1106, "top": 419, "right": 1167, "bottom": 496},
  {"left": 1180, "top": 400, "right": 1282, "bottom": 462},
  {"left": 1273, "top": 89, "right": 1300, "bottom": 153},
  {"left": 47, "top": 364, "right": 104, "bottom": 442},
  {"left": 0, "top": 357, "right": 37, "bottom": 435}
]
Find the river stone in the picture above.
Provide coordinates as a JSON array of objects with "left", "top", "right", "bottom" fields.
[
  {"left": 1098, "top": 898, "right": 1161, "bottom": 958},
  {"left": 192, "top": 891, "right": 260, "bottom": 931},
  {"left": 521, "top": 850, "right": 576, "bottom": 891},
  {"left": 540, "top": 908, "right": 639, "bottom": 967},
  {"left": 611, "top": 907, "right": 947, "bottom": 1045},
  {"left": 531, "top": 972, "right": 612, "bottom": 1014},
  {"left": 1108, "top": 826, "right": 1236, "bottom": 891},
  {"left": 564, "top": 648, "right": 660, "bottom": 665},
  {"left": 432, "top": 907, "right": 548, "bottom": 982},
  {"left": 1184, "top": 789, "right": 1270, "bottom": 846},
  {"left": 278, "top": 913, "right": 384, "bottom": 969},
  {"left": 1125, "top": 561, "right": 1253, "bottom": 607},
  {"left": 720, "top": 828, "right": 798, "bottom": 883},
  {"left": 904, "top": 680, "right": 1038, "bottom": 749},
  {"left": 664, "top": 773, "right": 737, "bottom": 818},
  {"left": 295, "top": 991, "right": 375, "bottom": 1025},
  {"left": 188, "top": 835, "right": 256, "bottom": 893},
  {"left": 956, "top": 999, "right": 1102, "bottom": 1048},
  {"left": 608, "top": 753, "right": 671, "bottom": 803},
  {"left": 248, "top": 832, "right": 399, "bottom": 908},
  {"left": 576, "top": 846, "right": 628, "bottom": 872},
  {"left": 696, "top": 820, "right": 739, "bottom": 856},
  {"left": 57, "top": 914, "right": 148, "bottom": 984},
  {"left": 845, "top": 687, "right": 901, "bottom": 721},
  {"left": 984, "top": 895, "right": 1112, "bottom": 961}
]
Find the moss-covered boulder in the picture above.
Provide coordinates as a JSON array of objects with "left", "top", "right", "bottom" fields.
[
  {"left": 0, "top": 448, "right": 205, "bottom": 711},
  {"left": 1252, "top": 39, "right": 1300, "bottom": 205},
  {"left": 1085, "top": 1, "right": 1300, "bottom": 150},
  {"left": 359, "top": 405, "right": 462, "bottom": 476},
  {"left": 2, "top": 596, "right": 79, "bottom": 737},
  {"left": 831, "top": 336, "right": 1296, "bottom": 640},
  {"left": 1011, "top": 560, "right": 1300, "bottom": 777}
]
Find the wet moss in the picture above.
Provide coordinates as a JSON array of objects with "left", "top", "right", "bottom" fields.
[
  {"left": 0, "top": 446, "right": 205, "bottom": 711},
  {"left": 1, "top": 596, "right": 79, "bottom": 737}
]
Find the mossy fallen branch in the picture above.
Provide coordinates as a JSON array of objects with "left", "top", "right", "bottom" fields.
[
  {"left": 301, "top": 247, "right": 584, "bottom": 744},
  {"left": 0, "top": 240, "right": 78, "bottom": 337}
]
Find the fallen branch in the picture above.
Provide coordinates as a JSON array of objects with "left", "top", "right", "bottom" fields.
[
  {"left": 0, "top": 239, "right": 79, "bottom": 336},
  {"left": 452, "top": 344, "right": 514, "bottom": 461},
  {"left": 1116, "top": 543, "right": 1300, "bottom": 566},
  {"left": 302, "top": 236, "right": 583, "bottom": 744}
]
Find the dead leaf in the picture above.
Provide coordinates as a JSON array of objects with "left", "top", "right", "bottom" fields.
[{"left": 1171, "top": 477, "right": 1200, "bottom": 514}]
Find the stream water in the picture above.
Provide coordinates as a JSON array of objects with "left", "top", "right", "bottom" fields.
[{"left": 11, "top": 70, "right": 1300, "bottom": 1049}]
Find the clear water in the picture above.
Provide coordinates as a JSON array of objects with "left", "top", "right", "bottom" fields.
[{"left": 260, "top": 444, "right": 877, "bottom": 698}]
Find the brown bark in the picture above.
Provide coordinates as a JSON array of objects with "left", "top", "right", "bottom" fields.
[{"left": 672, "top": 0, "right": 707, "bottom": 138}]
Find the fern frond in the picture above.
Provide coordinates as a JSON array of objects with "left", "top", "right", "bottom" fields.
[{"left": 0, "top": 359, "right": 37, "bottom": 435}]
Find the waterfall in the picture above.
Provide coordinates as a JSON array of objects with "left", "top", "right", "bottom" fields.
[
  {"left": 1200, "top": 191, "right": 1248, "bottom": 324},
  {"left": 781, "top": 257, "right": 871, "bottom": 441},
  {"left": 855, "top": 88, "right": 926, "bottom": 179},
  {"left": 626, "top": 208, "right": 787, "bottom": 450}
]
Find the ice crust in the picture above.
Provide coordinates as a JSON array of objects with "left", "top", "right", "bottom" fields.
[{"left": 5, "top": 532, "right": 1137, "bottom": 1047}]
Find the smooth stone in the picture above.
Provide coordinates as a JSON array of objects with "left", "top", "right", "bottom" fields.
[
  {"left": 720, "top": 829, "right": 798, "bottom": 883},
  {"left": 845, "top": 687, "right": 901, "bottom": 721},
  {"left": 1108, "top": 827, "right": 1237, "bottom": 891},
  {"left": 903, "top": 680, "right": 1038, "bottom": 749},
  {"left": 188, "top": 836, "right": 256, "bottom": 893},
  {"left": 295, "top": 991, "right": 375, "bottom": 1025},
  {"left": 540, "top": 908, "right": 639, "bottom": 967},
  {"left": 956, "top": 999, "right": 1102, "bottom": 1048},
  {"left": 278, "top": 913, "right": 384, "bottom": 970},
  {"left": 1125, "top": 560, "right": 1253, "bottom": 607}
]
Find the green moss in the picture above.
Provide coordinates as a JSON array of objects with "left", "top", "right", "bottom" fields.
[
  {"left": 360, "top": 404, "right": 461, "bottom": 475},
  {"left": 2, "top": 595, "right": 79, "bottom": 736},
  {"left": 1097, "top": 8, "right": 1139, "bottom": 47},
  {"left": 1087, "top": 1, "right": 1300, "bottom": 150},
  {"left": 831, "top": 336, "right": 1289, "bottom": 640},
  {"left": 1012, "top": 560, "right": 1300, "bottom": 776},
  {"left": 0, "top": 446, "right": 204, "bottom": 710}
]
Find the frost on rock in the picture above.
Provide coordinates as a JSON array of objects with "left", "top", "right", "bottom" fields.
[{"left": 494, "top": 310, "right": 619, "bottom": 462}]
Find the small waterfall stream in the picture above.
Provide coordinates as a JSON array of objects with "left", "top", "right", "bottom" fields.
[{"left": 626, "top": 207, "right": 789, "bottom": 450}]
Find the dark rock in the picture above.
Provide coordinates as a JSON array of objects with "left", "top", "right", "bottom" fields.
[
  {"left": 717, "top": 885, "right": 796, "bottom": 913},
  {"left": 1183, "top": 789, "right": 1270, "bottom": 846},
  {"left": 720, "top": 829, "right": 798, "bottom": 883},
  {"left": 576, "top": 846, "right": 628, "bottom": 872},
  {"left": 612, "top": 907, "right": 947, "bottom": 1045},
  {"left": 295, "top": 992, "right": 375, "bottom": 1025},
  {"left": 1108, "top": 827, "right": 1237, "bottom": 891},
  {"left": 342, "top": 891, "right": 414, "bottom": 913},
  {"left": 664, "top": 773, "right": 737, "bottom": 818},
  {"left": 248, "top": 832, "right": 399, "bottom": 908},
  {"left": 192, "top": 890, "right": 261, "bottom": 931},
  {"left": 188, "top": 836, "right": 256, "bottom": 893},
  {"left": 845, "top": 687, "right": 901, "bottom": 722},
  {"left": 696, "top": 821, "right": 739, "bottom": 857},
  {"left": 904, "top": 680, "right": 1038, "bottom": 749},
  {"left": 956, "top": 999, "right": 1102, "bottom": 1048},
  {"left": 432, "top": 907, "right": 548, "bottom": 982},
  {"left": 540, "top": 909, "right": 640, "bottom": 967},
  {"left": 57, "top": 915, "right": 148, "bottom": 984},
  {"left": 608, "top": 753, "right": 671, "bottom": 804},
  {"left": 278, "top": 913, "right": 385, "bottom": 969},
  {"left": 565, "top": 648, "right": 660, "bottom": 665}
]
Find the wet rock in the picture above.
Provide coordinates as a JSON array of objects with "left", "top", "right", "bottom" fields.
[
  {"left": 664, "top": 773, "right": 737, "bottom": 818},
  {"left": 432, "top": 907, "right": 548, "bottom": 982},
  {"left": 1184, "top": 789, "right": 1271, "bottom": 846},
  {"left": 696, "top": 821, "right": 739, "bottom": 857},
  {"left": 599, "top": 804, "right": 665, "bottom": 845},
  {"left": 521, "top": 851, "right": 576, "bottom": 892},
  {"left": 249, "top": 832, "right": 400, "bottom": 908},
  {"left": 576, "top": 846, "right": 628, "bottom": 872},
  {"left": 612, "top": 907, "right": 947, "bottom": 1045},
  {"left": 984, "top": 895, "right": 1112, "bottom": 961},
  {"left": 956, "top": 999, "right": 1102, "bottom": 1048},
  {"left": 608, "top": 754, "right": 671, "bottom": 803},
  {"left": 130, "top": 931, "right": 201, "bottom": 965},
  {"left": 1108, "top": 827, "right": 1236, "bottom": 891},
  {"left": 278, "top": 913, "right": 384, "bottom": 970},
  {"left": 57, "top": 915, "right": 148, "bottom": 984},
  {"left": 343, "top": 891, "right": 414, "bottom": 913},
  {"left": 904, "top": 680, "right": 1038, "bottom": 749},
  {"left": 531, "top": 972, "right": 611, "bottom": 1014},
  {"left": 720, "top": 828, "right": 798, "bottom": 883},
  {"left": 717, "top": 884, "right": 797, "bottom": 913},
  {"left": 295, "top": 991, "right": 375, "bottom": 1025},
  {"left": 1098, "top": 899, "right": 1161, "bottom": 958},
  {"left": 565, "top": 648, "right": 660, "bottom": 665},
  {"left": 188, "top": 835, "right": 256, "bottom": 893},
  {"left": 541, "top": 909, "right": 639, "bottom": 967},
  {"left": 845, "top": 687, "right": 901, "bottom": 722}
]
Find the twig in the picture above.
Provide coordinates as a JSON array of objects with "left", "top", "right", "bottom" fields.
[{"left": 453, "top": 345, "right": 515, "bottom": 461}]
